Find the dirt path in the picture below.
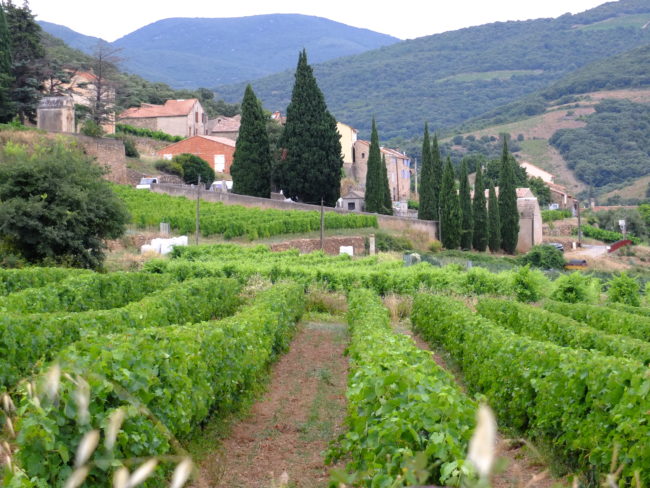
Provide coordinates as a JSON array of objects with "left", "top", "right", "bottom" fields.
[
  {"left": 192, "top": 321, "right": 348, "bottom": 488},
  {"left": 395, "top": 321, "right": 565, "bottom": 488}
]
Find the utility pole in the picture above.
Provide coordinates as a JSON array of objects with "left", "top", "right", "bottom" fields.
[
  {"left": 320, "top": 197, "right": 325, "bottom": 251},
  {"left": 195, "top": 175, "right": 201, "bottom": 246},
  {"left": 414, "top": 157, "right": 418, "bottom": 196}
]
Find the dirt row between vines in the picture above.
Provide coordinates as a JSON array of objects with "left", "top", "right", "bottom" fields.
[{"left": 190, "top": 320, "right": 348, "bottom": 488}]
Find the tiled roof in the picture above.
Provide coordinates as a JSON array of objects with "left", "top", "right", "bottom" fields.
[
  {"left": 156, "top": 135, "right": 236, "bottom": 153},
  {"left": 209, "top": 115, "right": 241, "bottom": 133},
  {"left": 119, "top": 99, "right": 198, "bottom": 119},
  {"left": 199, "top": 135, "right": 236, "bottom": 147}
]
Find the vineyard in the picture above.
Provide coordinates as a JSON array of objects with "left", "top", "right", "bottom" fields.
[
  {"left": 114, "top": 185, "right": 378, "bottom": 240},
  {"left": 1, "top": 244, "right": 650, "bottom": 487}
]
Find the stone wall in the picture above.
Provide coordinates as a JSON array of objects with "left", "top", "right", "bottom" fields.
[
  {"left": 270, "top": 236, "right": 366, "bottom": 256},
  {"left": 70, "top": 134, "right": 128, "bottom": 184},
  {"left": 151, "top": 184, "right": 439, "bottom": 239}
]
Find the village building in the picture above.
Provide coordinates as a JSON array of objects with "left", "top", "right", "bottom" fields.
[
  {"left": 337, "top": 122, "right": 358, "bottom": 175},
  {"left": 118, "top": 99, "right": 207, "bottom": 138},
  {"left": 352, "top": 140, "right": 411, "bottom": 202},
  {"left": 207, "top": 114, "right": 241, "bottom": 140},
  {"left": 156, "top": 135, "right": 236, "bottom": 174}
]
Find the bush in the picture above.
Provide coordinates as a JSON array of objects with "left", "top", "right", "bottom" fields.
[
  {"left": 508, "top": 265, "right": 548, "bottom": 302},
  {"left": 519, "top": 244, "right": 565, "bottom": 269},
  {"left": 173, "top": 153, "right": 215, "bottom": 187},
  {"left": 550, "top": 272, "right": 600, "bottom": 303},
  {"left": 154, "top": 158, "right": 183, "bottom": 177},
  {"left": 374, "top": 231, "right": 413, "bottom": 252},
  {"left": 407, "top": 199, "right": 419, "bottom": 210},
  {"left": 541, "top": 209, "right": 571, "bottom": 223},
  {"left": 115, "top": 123, "right": 183, "bottom": 143},
  {"left": 80, "top": 119, "right": 104, "bottom": 137},
  {"left": 607, "top": 272, "right": 641, "bottom": 307}
]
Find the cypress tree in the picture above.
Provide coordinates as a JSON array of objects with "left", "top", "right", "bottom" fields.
[
  {"left": 0, "top": 2, "right": 13, "bottom": 123},
  {"left": 431, "top": 134, "right": 443, "bottom": 220},
  {"left": 459, "top": 158, "right": 473, "bottom": 250},
  {"left": 488, "top": 181, "right": 501, "bottom": 253},
  {"left": 418, "top": 123, "right": 435, "bottom": 220},
  {"left": 278, "top": 50, "right": 343, "bottom": 206},
  {"left": 365, "top": 118, "right": 389, "bottom": 214},
  {"left": 472, "top": 164, "right": 488, "bottom": 252},
  {"left": 381, "top": 153, "right": 393, "bottom": 214},
  {"left": 231, "top": 84, "right": 272, "bottom": 198},
  {"left": 498, "top": 140, "right": 520, "bottom": 254},
  {"left": 439, "top": 157, "right": 460, "bottom": 249}
]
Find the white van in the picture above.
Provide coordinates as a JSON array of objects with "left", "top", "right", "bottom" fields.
[{"left": 136, "top": 177, "right": 159, "bottom": 190}]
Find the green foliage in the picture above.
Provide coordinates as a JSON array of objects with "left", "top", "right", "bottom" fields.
[
  {"left": 578, "top": 224, "right": 642, "bottom": 244},
  {"left": 418, "top": 124, "right": 436, "bottom": 220},
  {"left": 364, "top": 119, "right": 390, "bottom": 214},
  {"left": 0, "top": 3, "right": 14, "bottom": 124},
  {"left": 487, "top": 181, "right": 501, "bottom": 252},
  {"left": 79, "top": 119, "right": 104, "bottom": 137},
  {"left": 153, "top": 158, "right": 183, "bottom": 177},
  {"left": 477, "top": 298, "right": 650, "bottom": 365},
  {"left": 114, "top": 184, "right": 377, "bottom": 240},
  {"left": 411, "top": 293, "right": 650, "bottom": 484},
  {"left": 0, "top": 267, "right": 92, "bottom": 296},
  {"left": 508, "top": 265, "right": 548, "bottom": 302},
  {"left": 592, "top": 207, "right": 648, "bottom": 241},
  {"left": 527, "top": 176, "right": 552, "bottom": 207},
  {"left": 277, "top": 50, "right": 343, "bottom": 206},
  {"left": 545, "top": 299, "right": 650, "bottom": 341},
  {"left": 472, "top": 164, "right": 487, "bottom": 251},
  {"left": 0, "top": 277, "right": 241, "bottom": 390},
  {"left": 115, "top": 123, "right": 184, "bottom": 142},
  {"left": 550, "top": 100, "right": 650, "bottom": 188},
  {"left": 328, "top": 289, "right": 476, "bottom": 486},
  {"left": 110, "top": 134, "right": 139, "bottom": 158},
  {"left": 231, "top": 85, "right": 272, "bottom": 198},
  {"left": 519, "top": 244, "right": 566, "bottom": 270},
  {"left": 9, "top": 283, "right": 304, "bottom": 486},
  {"left": 374, "top": 232, "right": 413, "bottom": 252},
  {"left": 0, "top": 138, "right": 129, "bottom": 268},
  {"left": 458, "top": 159, "right": 473, "bottom": 249},
  {"left": 172, "top": 153, "right": 215, "bottom": 187},
  {"left": 498, "top": 141, "right": 519, "bottom": 254},
  {"left": 407, "top": 199, "right": 419, "bottom": 210},
  {"left": 550, "top": 272, "right": 600, "bottom": 303},
  {"left": 381, "top": 153, "right": 392, "bottom": 214},
  {"left": 607, "top": 272, "right": 641, "bottom": 307},
  {"left": 541, "top": 209, "right": 571, "bottom": 223},
  {"left": 439, "top": 158, "right": 460, "bottom": 249}
]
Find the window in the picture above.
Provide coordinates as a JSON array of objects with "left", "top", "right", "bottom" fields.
[
  {"left": 214, "top": 154, "right": 225, "bottom": 172},
  {"left": 347, "top": 202, "right": 356, "bottom": 210},
  {"left": 195, "top": 111, "right": 199, "bottom": 123}
]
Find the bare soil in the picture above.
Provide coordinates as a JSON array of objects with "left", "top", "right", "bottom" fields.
[{"left": 191, "top": 321, "right": 348, "bottom": 488}]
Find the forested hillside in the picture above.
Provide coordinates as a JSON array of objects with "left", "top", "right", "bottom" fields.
[
  {"left": 216, "top": 0, "right": 650, "bottom": 140},
  {"left": 39, "top": 15, "right": 399, "bottom": 89}
]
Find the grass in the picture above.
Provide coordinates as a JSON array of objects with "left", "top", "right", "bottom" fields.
[{"left": 600, "top": 175, "right": 650, "bottom": 201}]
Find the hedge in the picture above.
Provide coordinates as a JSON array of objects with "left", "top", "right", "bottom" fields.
[
  {"left": 8, "top": 283, "right": 305, "bottom": 487},
  {"left": 0, "top": 277, "right": 241, "bottom": 390},
  {"left": 0, "top": 267, "right": 92, "bottom": 296},
  {"left": 477, "top": 298, "right": 650, "bottom": 365},
  {"left": 0, "top": 272, "right": 173, "bottom": 314},
  {"left": 412, "top": 294, "right": 650, "bottom": 484},
  {"left": 328, "top": 289, "right": 475, "bottom": 486}
]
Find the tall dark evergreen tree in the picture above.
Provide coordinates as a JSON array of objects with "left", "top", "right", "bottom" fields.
[
  {"left": 487, "top": 181, "right": 501, "bottom": 253},
  {"left": 418, "top": 123, "right": 435, "bottom": 220},
  {"left": 431, "top": 134, "right": 443, "bottom": 220},
  {"left": 0, "top": 2, "right": 14, "bottom": 123},
  {"left": 278, "top": 50, "right": 343, "bottom": 206},
  {"left": 231, "top": 84, "right": 272, "bottom": 198},
  {"left": 459, "top": 158, "right": 473, "bottom": 250},
  {"left": 381, "top": 153, "right": 393, "bottom": 214},
  {"left": 439, "top": 157, "right": 460, "bottom": 249},
  {"left": 498, "top": 140, "right": 520, "bottom": 254},
  {"left": 364, "top": 118, "right": 384, "bottom": 213},
  {"left": 472, "top": 164, "right": 488, "bottom": 252},
  {"left": 4, "top": 1, "right": 46, "bottom": 123}
]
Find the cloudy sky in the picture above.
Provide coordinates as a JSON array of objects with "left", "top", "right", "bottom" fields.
[{"left": 28, "top": 0, "right": 609, "bottom": 40}]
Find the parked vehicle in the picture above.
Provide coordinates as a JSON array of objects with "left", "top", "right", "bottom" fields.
[{"left": 136, "top": 177, "right": 159, "bottom": 190}]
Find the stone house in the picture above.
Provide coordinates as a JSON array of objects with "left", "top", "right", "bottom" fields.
[
  {"left": 340, "top": 190, "right": 365, "bottom": 212},
  {"left": 156, "top": 135, "right": 236, "bottom": 174},
  {"left": 207, "top": 114, "right": 241, "bottom": 140},
  {"left": 337, "top": 122, "right": 358, "bottom": 176},
  {"left": 118, "top": 99, "right": 207, "bottom": 138},
  {"left": 548, "top": 182, "right": 577, "bottom": 212},
  {"left": 352, "top": 140, "right": 411, "bottom": 202}
]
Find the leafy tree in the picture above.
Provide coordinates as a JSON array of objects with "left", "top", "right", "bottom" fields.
[
  {"left": 498, "top": 140, "right": 520, "bottom": 254},
  {"left": 418, "top": 123, "right": 435, "bottom": 220},
  {"left": 0, "top": 138, "right": 129, "bottom": 268},
  {"left": 459, "top": 158, "right": 473, "bottom": 249},
  {"left": 487, "top": 181, "right": 501, "bottom": 252},
  {"left": 231, "top": 85, "right": 272, "bottom": 198},
  {"left": 439, "top": 157, "right": 460, "bottom": 249},
  {"left": 0, "top": 2, "right": 14, "bottom": 123},
  {"left": 278, "top": 50, "right": 343, "bottom": 206},
  {"left": 607, "top": 272, "right": 640, "bottom": 307},
  {"left": 381, "top": 153, "right": 392, "bottom": 214},
  {"left": 472, "top": 163, "right": 488, "bottom": 251},
  {"left": 365, "top": 118, "right": 385, "bottom": 213},
  {"left": 527, "top": 176, "right": 552, "bottom": 208},
  {"left": 4, "top": 0, "right": 46, "bottom": 123},
  {"left": 519, "top": 244, "right": 565, "bottom": 269},
  {"left": 173, "top": 153, "right": 215, "bottom": 187}
]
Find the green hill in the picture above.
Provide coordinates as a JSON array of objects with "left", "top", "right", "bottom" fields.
[
  {"left": 215, "top": 0, "right": 650, "bottom": 140},
  {"left": 39, "top": 15, "right": 399, "bottom": 89}
]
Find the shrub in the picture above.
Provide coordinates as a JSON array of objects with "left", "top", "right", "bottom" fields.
[
  {"left": 607, "top": 272, "right": 640, "bottom": 307},
  {"left": 374, "top": 231, "right": 413, "bottom": 252},
  {"left": 173, "top": 153, "right": 215, "bottom": 187},
  {"left": 550, "top": 272, "right": 600, "bottom": 303},
  {"left": 80, "top": 119, "right": 104, "bottom": 137},
  {"left": 541, "top": 209, "right": 571, "bottom": 223},
  {"left": 154, "top": 158, "right": 183, "bottom": 177},
  {"left": 508, "top": 265, "right": 548, "bottom": 302},
  {"left": 519, "top": 244, "right": 565, "bottom": 269}
]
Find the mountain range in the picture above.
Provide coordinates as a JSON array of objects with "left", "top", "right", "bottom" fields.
[{"left": 38, "top": 15, "right": 399, "bottom": 88}]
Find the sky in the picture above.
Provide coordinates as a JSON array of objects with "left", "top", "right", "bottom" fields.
[{"left": 27, "top": 0, "right": 610, "bottom": 41}]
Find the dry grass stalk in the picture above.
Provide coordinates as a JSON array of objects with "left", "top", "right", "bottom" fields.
[
  {"left": 63, "top": 466, "right": 90, "bottom": 488},
  {"left": 170, "top": 458, "right": 193, "bottom": 488},
  {"left": 467, "top": 404, "right": 497, "bottom": 478},
  {"left": 74, "top": 430, "right": 100, "bottom": 468},
  {"left": 127, "top": 458, "right": 158, "bottom": 487},
  {"left": 105, "top": 408, "right": 126, "bottom": 450}
]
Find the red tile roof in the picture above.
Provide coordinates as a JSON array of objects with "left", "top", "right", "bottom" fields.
[
  {"left": 119, "top": 99, "right": 198, "bottom": 119},
  {"left": 209, "top": 115, "right": 241, "bottom": 133}
]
